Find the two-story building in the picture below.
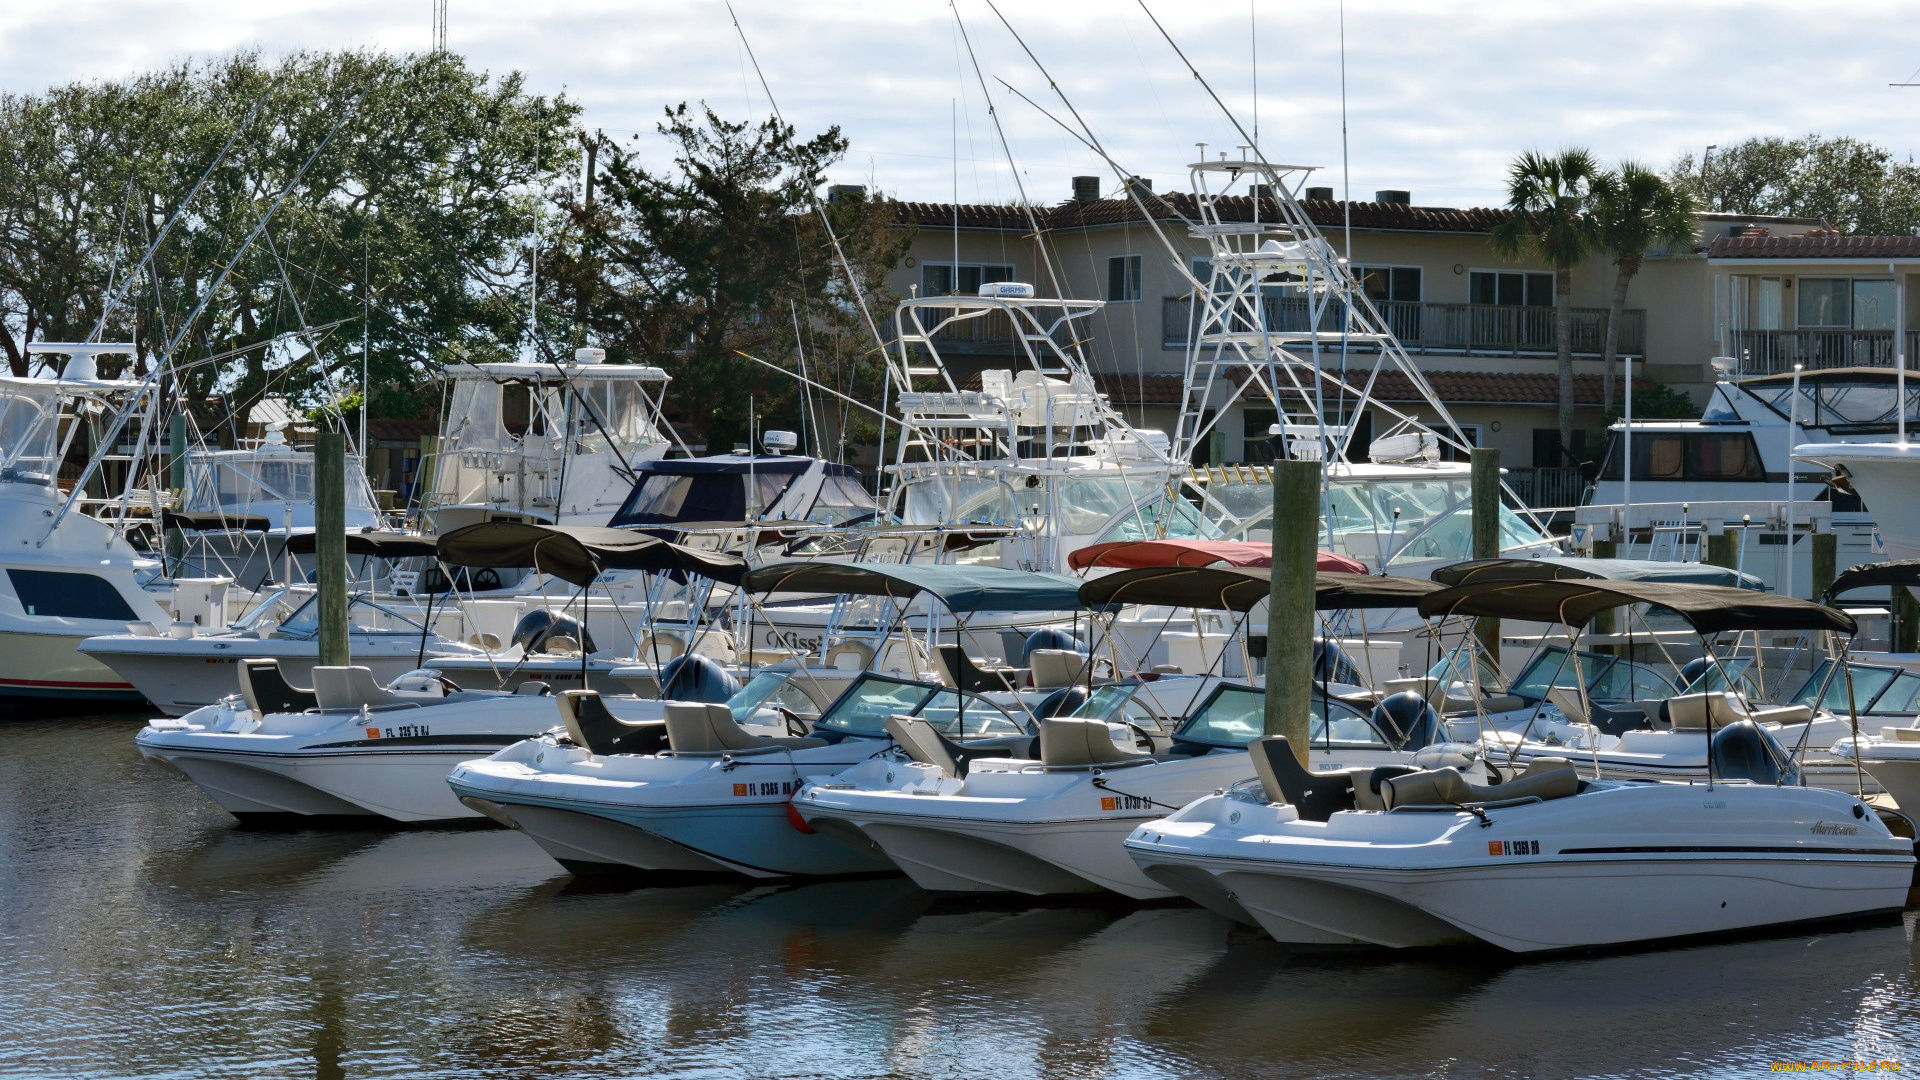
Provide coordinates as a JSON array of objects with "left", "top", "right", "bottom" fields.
[{"left": 863, "top": 176, "right": 1826, "bottom": 505}]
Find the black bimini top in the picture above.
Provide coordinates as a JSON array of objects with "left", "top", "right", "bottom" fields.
[
  {"left": 1418, "top": 579, "right": 1856, "bottom": 636},
  {"left": 434, "top": 522, "right": 747, "bottom": 586},
  {"left": 1823, "top": 559, "right": 1920, "bottom": 602},
  {"left": 281, "top": 530, "right": 440, "bottom": 559},
  {"left": 1076, "top": 567, "right": 1442, "bottom": 614}
]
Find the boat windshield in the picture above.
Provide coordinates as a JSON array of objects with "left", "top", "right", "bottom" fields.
[
  {"left": 1788, "top": 661, "right": 1920, "bottom": 716},
  {"left": 0, "top": 381, "right": 64, "bottom": 483},
  {"left": 810, "top": 673, "right": 1025, "bottom": 738},
  {"left": 896, "top": 475, "right": 1017, "bottom": 527},
  {"left": 1056, "top": 475, "right": 1217, "bottom": 540},
  {"left": 1425, "top": 652, "right": 1508, "bottom": 694},
  {"left": 274, "top": 594, "right": 429, "bottom": 639},
  {"left": 1171, "top": 684, "right": 1379, "bottom": 750},
  {"left": 1209, "top": 475, "right": 1547, "bottom": 567},
  {"left": 1506, "top": 646, "right": 1673, "bottom": 703},
  {"left": 1677, "top": 657, "right": 1754, "bottom": 696},
  {"left": 184, "top": 453, "right": 376, "bottom": 516},
  {"left": 727, "top": 670, "right": 828, "bottom": 724},
  {"left": 1067, "top": 683, "right": 1167, "bottom": 729}
]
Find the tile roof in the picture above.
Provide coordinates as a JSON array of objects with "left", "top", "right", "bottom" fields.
[
  {"left": 1708, "top": 235, "right": 1920, "bottom": 259},
  {"left": 893, "top": 195, "right": 1515, "bottom": 236}
]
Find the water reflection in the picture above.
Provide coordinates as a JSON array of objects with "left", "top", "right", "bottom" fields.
[{"left": 0, "top": 717, "right": 1915, "bottom": 1079}]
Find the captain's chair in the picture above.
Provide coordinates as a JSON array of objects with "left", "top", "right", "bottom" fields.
[
  {"left": 558, "top": 690, "right": 666, "bottom": 756},
  {"left": 238, "top": 658, "right": 318, "bottom": 714},
  {"left": 311, "top": 666, "right": 405, "bottom": 710},
  {"left": 1038, "top": 716, "right": 1147, "bottom": 768},
  {"left": 661, "top": 702, "right": 824, "bottom": 754}
]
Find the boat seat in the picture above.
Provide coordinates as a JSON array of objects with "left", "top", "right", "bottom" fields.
[
  {"left": 1747, "top": 704, "right": 1814, "bottom": 726},
  {"left": 1351, "top": 765, "right": 1419, "bottom": 811},
  {"left": 662, "top": 702, "right": 824, "bottom": 754},
  {"left": 311, "top": 666, "right": 405, "bottom": 710},
  {"left": 1038, "top": 716, "right": 1149, "bottom": 768},
  {"left": 558, "top": 690, "right": 666, "bottom": 756},
  {"left": 1388, "top": 674, "right": 1519, "bottom": 714},
  {"left": 1249, "top": 736, "right": 1357, "bottom": 822},
  {"left": 1381, "top": 762, "right": 1580, "bottom": 810},
  {"left": 1030, "top": 649, "right": 1089, "bottom": 690},
  {"left": 1590, "top": 701, "right": 1656, "bottom": 737},
  {"left": 934, "top": 644, "right": 1020, "bottom": 693},
  {"left": 884, "top": 714, "right": 1013, "bottom": 778},
  {"left": 1667, "top": 692, "right": 1740, "bottom": 732},
  {"left": 1889, "top": 727, "right": 1920, "bottom": 742},
  {"left": 822, "top": 641, "right": 875, "bottom": 672},
  {"left": 237, "top": 658, "right": 318, "bottom": 714},
  {"left": 515, "top": 681, "right": 552, "bottom": 696}
]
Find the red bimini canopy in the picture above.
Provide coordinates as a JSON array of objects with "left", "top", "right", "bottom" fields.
[{"left": 1069, "top": 539, "right": 1367, "bottom": 574}]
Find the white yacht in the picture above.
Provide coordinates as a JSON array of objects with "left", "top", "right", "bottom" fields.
[
  {"left": 1124, "top": 735, "right": 1913, "bottom": 953},
  {"left": 0, "top": 344, "right": 171, "bottom": 704}
]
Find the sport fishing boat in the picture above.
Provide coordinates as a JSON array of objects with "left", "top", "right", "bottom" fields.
[
  {"left": 135, "top": 653, "right": 802, "bottom": 824},
  {"left": 1124, "top": 734, "right": 1913, "bottom": 953},
  {"left": 448, "top": 670, "right": 1048, "bottom": 879},
  {"left": 794, "top": 567, "right": 1459, "bottom": 899},
  {"left": 0, "top": 344, "right": 172, "bottom": 704}
]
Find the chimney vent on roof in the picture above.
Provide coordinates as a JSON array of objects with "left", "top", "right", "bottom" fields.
[
  {"left": 827, "top": 184, "right": 866, "bottom": 204},
  {"left": 1375, "top": 189, "right": 1411, "bottom": 205},
  {"left": 1305, "top": 186, "right": 1333, "bottom": 201},
  {"left": 1072, "top": 175, "right": 1101, "bottom": 202},
  {"left": 1250, "top": 183, "right": 1275, "bottom": 203},
  {"left": 1125, "top": 176, "right": 1154, "bottom": 199}
]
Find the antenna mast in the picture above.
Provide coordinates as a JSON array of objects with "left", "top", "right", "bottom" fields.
[{"left": 432, "top": 0, "right": 448, "bottom": 53}]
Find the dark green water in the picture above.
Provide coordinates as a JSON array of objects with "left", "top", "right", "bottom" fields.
[{"left": 0, "top": 715, "right": 1915, "bottom": 1079}]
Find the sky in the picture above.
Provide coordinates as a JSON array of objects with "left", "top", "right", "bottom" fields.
[{"left": 3, "top": 0, "right": 1920, "bottom": 209}]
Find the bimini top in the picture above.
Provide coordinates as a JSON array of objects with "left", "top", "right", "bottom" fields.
[
  {"left": 163, "top": 511, "right": 275, "bottom": 534},
  {"left": 1433, "top": 556, "right": 1764, "bottom": 589},
  {"left": 741, "top": 561, "right": 1083, "bottom": 614},
  {"left": 1078, "top": 566, "right": 1442, "bottom": 613},
  {"left": 282, "top": 530, "right": 440, "bottom": 559},
  {"left": 1823, "top": 558, "right": 1920, "bottom": 601},
  {"left": 1418, "top": 579, "right": 1856, "bottom": 636},
  {"left": 1069, "top": 539, "right": 1368, "bottom": 573},
  {"left": 435, "top": 522, "right": 747, "bottom": 586}
]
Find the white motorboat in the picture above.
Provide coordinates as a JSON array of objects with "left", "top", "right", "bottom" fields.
[
  {"left": 798, "top": 679, "right": 1469, "bottom": 899},
  {"left": 448, "top": 671, "right": 1045, "bottom": 879},
  {"left": 135, "top": 660, "right": 578, "bottom": 822},
  {"left": 1125, "top": 734, "right": 1913, "bottom": 953},
  {"left": 81, "top": 587, "right": 485, "bottom": 716},
  {"left": 1833, "top": 723, "right": 1920, "bottom": 812},
  {"left": 0, "top": 345, "right": 171, "bottom": 704}
]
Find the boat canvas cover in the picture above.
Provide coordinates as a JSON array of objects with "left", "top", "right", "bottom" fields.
[
  {"left": 1433, "top": 556, "right": 1764, "bottom": 588},
  {"left": 435, "top": 522, "right": 747, "bottom": 585},
  {"left": 742, "top": 561, "right": 1083, "bottom": 614},
  {"left": 162, "top": 511, "right": 274, "bottom": 533},
  {"left": 1078, "top": 567, "right": 1442, "bottom": 613},
  {"left": 1823, "top": 558, "right": 1920, "bottom": 601},
  {"left": 1069, "top": 539, "right": 1368, "bottom": 573},
  {"left": 280, "top": 531, "right": 440, "bottom": 559},
  {"left": 1418, "top": 579, "right": 1856, "bottom": 636}
]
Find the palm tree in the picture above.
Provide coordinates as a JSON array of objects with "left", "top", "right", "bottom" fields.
[
  {"left": 1490, "top": 148, "right": 1600, "bottom": 458},
  {"left": 1590, "top": 162, "right": 1702, "bottom": 412}
]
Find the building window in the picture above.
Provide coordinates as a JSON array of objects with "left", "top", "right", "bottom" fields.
[
  {"left": 1354, "top": 265, "right": 1422, "bottom": 304},
  {"left": 921, "top": 262, "right": 1015, "bottom": 298},
  {"left": 1796, "top": 277, "right": 1894, "bottom": 329},
  {"left": 1108, "top": 255, "right": 1143, "bottom": 303},
  {"left": 1471, "top": 270, "right": 1553, "bottom": 307}
]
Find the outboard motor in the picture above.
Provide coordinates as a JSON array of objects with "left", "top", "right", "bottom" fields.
[
  {"left": 1032, "top": 684, "right": 1089, "bottom": 720},
  {"left": 659, "top": 653, "right": 740, "bottom": 704},
  {"left": 510, "top": 609, "right": 597, "bottom": 656},
  {"left": 1313, "top": 638, "right": 1364, "bottom": 686},
  {"left": 1022, "top": 628, "right": 1086, "bottom": 666},
  {"left": 1676, "top": 656, "right": 1716, "bottom": 692},
  {"left": 1709, "top": 719, "right": 1798, "bottom": 785},
  {"left": 1370, "top": 690, "right": 1441, "bottom": 751}
]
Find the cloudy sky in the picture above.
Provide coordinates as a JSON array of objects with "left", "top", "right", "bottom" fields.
[{"left": 3, "top": 0, "right": 1919, "bottom": 208}]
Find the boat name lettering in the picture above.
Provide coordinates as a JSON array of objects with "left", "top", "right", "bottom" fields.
[
  {"left": 1487, "top": 839, "right": 1540, "bottom": 856},
  {"left": 732, "top": 780, "right": 801, "bottom": 797},
  {"left": 1101, "top": 795, "right": 1154, "bottom": 811},
  {"left": 1810, "top": 820, "right": 1860, "bottom": 835}
]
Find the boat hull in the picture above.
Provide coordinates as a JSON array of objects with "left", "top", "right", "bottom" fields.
[
  {"left": 0, "top": 628, "right": 143, "bottom": 703},
  {"left": 140, "top": 742, "right": 506, "bottom": 822}
]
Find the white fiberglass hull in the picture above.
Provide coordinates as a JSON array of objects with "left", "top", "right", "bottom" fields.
[
  {"left": 1835, "top": 737, "right": 1920, "bottom": 812},
  {"left": 0, "top": 627, "right": 143, "bottom": 703},
  {"left": 1126, "top": 781, "right": 1912, "bottom": 953},
  {"left": 447, "top": 735, "right": 897, "bottom": 879},
  {"left": 136, "top": 694, "right": 568, "bottom": 822},
  {"left": 1795, "top": 442, "right": 1920, "bottom": 561},
  {"left": 81, "top": 636, "right": 454, "bottom": 717}
]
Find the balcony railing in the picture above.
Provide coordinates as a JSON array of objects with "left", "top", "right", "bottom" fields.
[
  {"left": 1504, "top": 466, "right": 1590, "bottom": 511},
  {"left": 1163, "top": 296, "right": 1645, "bottom": 357},
  {"left": 1725, "top": 329, "right": 1920, "bottom": 376}
]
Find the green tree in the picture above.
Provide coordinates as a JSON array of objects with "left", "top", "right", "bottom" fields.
[
  {"left": 546, "top": 104, "right": 908, "bottom": 454},
  {"left": 0, "top": 50, "right": 576, "bottom": 435},
  {"left": 1490, "top": 148, "right": 1600, "bottom": 455},
  {"left": 1589, "top": 162, "right": 1700, "bottom": 412},
  {"left": 1668, "top": 135, "right": 1920, "bottom": 235}
]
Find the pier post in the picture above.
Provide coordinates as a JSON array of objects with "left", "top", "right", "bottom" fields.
[
  {"left": 1810, "top": 530, "right": 1837, "bottom": 605},
  {"left": 1704, "top": 526, "right": 1736, "bottom": 572},
  {"left": 316, "top": 430, "right": 350, "bottom": 667},
  {"left": 167, "top": 415, "right": 187, "bottom": 491},
  {"left": 1470, "top": 448, "right": 1502, "bottom": 662},
  {"left": 1265, "top": 459, "right": 1319, "bottom": 765}
]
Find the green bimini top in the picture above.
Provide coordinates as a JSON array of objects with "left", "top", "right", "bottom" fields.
[{"left": 742, "top": 561, "right": 1086, "bottom": 614}]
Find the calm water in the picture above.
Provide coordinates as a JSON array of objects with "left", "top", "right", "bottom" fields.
[{"left": 0, "top": 715, "right": 1916, "bottom": 1080}]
